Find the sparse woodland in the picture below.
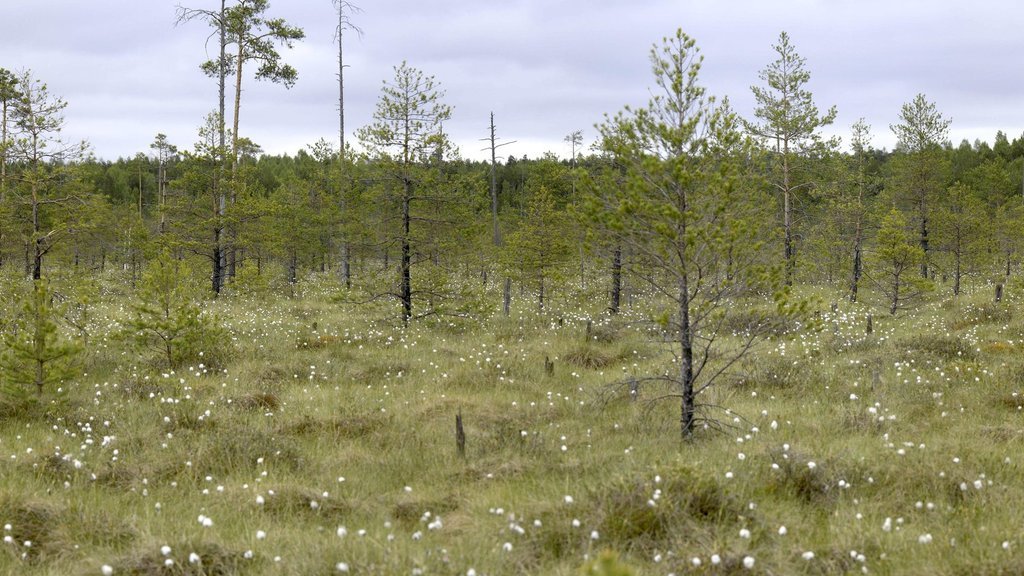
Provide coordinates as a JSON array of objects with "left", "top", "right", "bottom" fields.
[{"left": 2, "top": 7, "right": 1024, "bottom": 574}]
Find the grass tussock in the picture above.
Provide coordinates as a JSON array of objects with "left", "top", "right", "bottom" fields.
[
  {"left": 185, "top": 426, "right": 303, "bottom": 477},
  {"left": 5, "top": 273, "right": 1024, "bottom": 574},
  {"left": 277, "top": 413, "right": 388, "bottom": 439},
  {"left": 0, "top": 497, "right": 136, "bottom": 564},
  {"left": 112, "top": 541, "right": 254, "bottom": 575},
  {"left": 949, "top": 301, "right": 1013, "bottom": 330},
  {"left": 229, "top": 392, "right": 281, "bottom": 412},
  {"left": 259, "top": 485, "right": 353, "bottom": 523},
  {"left": 898, "top": 334, "right": 978, "bottom": 361},
  {"left": 391, "top": 495, "right": 460, "bottom": 528},
  {"left": 763, "top": 449, "right": 843, "bottom": 505},
  {"left": 562, "top": 345, "right": 618, "bottom": 369}
]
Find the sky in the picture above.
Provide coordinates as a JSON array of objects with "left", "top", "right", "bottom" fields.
[{"left": 3, "top": 0, "right": 1023, "bottom": 162}]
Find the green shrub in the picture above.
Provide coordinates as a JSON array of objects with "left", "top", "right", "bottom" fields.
[
  {"left": 123, "top": 253, "right": 231, "bottom": 369},
  {"left": 1, "top": 280, "right": 80, "bottom": 402}
]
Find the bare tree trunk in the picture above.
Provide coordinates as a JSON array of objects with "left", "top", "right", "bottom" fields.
[
  {"left": 782, "top": 149, "right": 794, "bottom": 286},
  {"left": 679, "top": 271, "right": 695, "bottom": 439},
  {"left": 338, "top": 8, "right": 346, "bottom": 155},
  {"left": 485, "top": 112, "right": 517, "bottom": 313},
  {"left": 225, "top": 39, "right": 246, "bottom": 282},
  {"left": 784, "top": 190, "right": 794, "bottom": 285},
  {"left": 609, "top": 245, "right": 621, "bottom": 314},
  {"left": 1, "top": 99, "right": 8, "bottom": 197},
  {"left": 137, "top": 160, "right": 144, "bottom": 218},
  {"left": 158, "top": 159, "right": 167, "bottom": 234},
  {"left": 212, "top": 243, "right": 223, "bottom": 294},
  {"left": 953, "top": 253, "right": 961, "bottom": 296},
  {"left": 335, "top": 1, "right": 359, "bottom": 290},
  {"left": 31, "top": 181, "right": 42, "bottom": 280},
  {"left": 538, "top": 274, "right": 545, "bottom": 311},
  {"left": 487, "top": 112, "right": 502, "bottom": 246},
  {"left": 919, "top": 197, "right": 929, "bottom": 278},
  {"left": 850, "top": 244, "right": 862, "bottom": 303},
  {"left": 213, "top": 0, "right": 227, "bottom": 295},
  {"left": 401, "top": 178, "right": 412, "bottom": 324}
]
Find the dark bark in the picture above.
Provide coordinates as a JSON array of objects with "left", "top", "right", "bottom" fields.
[
  {"left": 679, "top": 272, "right": 695, "bottom": 439},
  {"left": 341, "top": 243, "right": 351, "bottom": 289},
  {"left": 953, "top": 256, "right": 961, "bottom": 296},
  {"left": 920, "top": 212, "right": 929, "bottom": 278},
  {"left": 401, "top": 178, "right": 412, "bottom": 324},
  {"left": 538, "top": 274, "right": 545, "bottom": 311},
  {"left": 850, "top": 245, "right": 861, "bottom": 303},
  {"left": 455, "top": 411, "right": 465, "bottom": 457},
  {"left": 212, "top": 243, "right": 223, "bottom": 294},
  {"left": 609, "top": 246, "right": 622, "bottom": 314},
  {"left": 489, "top": 112, "right": 501, "bottom": 247}
]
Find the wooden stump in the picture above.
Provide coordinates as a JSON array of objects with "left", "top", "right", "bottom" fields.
[{"left": 455, "top": 410, "right": 465, "bottom": 458}]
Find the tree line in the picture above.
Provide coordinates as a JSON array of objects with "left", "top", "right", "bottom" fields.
[{"left": 3, "top": 5, "right": 1024, "bottom": 436}]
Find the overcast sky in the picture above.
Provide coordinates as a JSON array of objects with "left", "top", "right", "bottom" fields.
[{"left": 4, "top": 0, "right": 1023, "bottom": 162}]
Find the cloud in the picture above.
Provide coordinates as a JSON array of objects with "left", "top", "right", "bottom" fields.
[{"left": 3, "top": 0, "right": 1023, "bottom": 162}]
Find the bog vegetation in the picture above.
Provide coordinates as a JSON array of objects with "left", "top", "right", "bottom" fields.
[{"left": 1, "top": 4, "right": 1024, "bottom": 575}]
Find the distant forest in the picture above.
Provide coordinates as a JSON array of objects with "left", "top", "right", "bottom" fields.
[{"left": 2, "top": 11, "right": 1023, "bottom": 322}]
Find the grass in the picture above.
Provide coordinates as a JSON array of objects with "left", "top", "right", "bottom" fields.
[{"left": 1, "top": 270, "right": 1024, "bottom": 574}]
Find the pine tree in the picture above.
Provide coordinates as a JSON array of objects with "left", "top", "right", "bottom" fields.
[
  {"left": 868, "top": 209, "right": 932, "bottom": 314},
  {"left": 1, "top": 280, "right": 80, "bottom": 399},
  {"left": 124, "top": 253, "right": 227, "bottom": 369},
  {"left": 590, "top": 29, "right": 804, "bottom": 439},
  {"left": 889, "top": 94, "right": 951, "bottom": 279},
  {"left": 745, "top": 31, "right": 837, "bottom": 286},
  {"left": 357, "top": 62, "right": 453, "bottom": 324}
]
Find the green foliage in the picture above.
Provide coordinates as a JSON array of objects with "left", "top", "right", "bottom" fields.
[
  {"left": 55, "top": 273, "right": 100, "bottom": 348},
  {"left": 225, "top": 258, "right": 273, "bottom": 298},
  {"left": 579, "top": 551, "right": 637, "bottom": 576},
  {"left": 868, "top": 208, "right": 933, "bottom": 314},
  {"left": 502, "top": 185, "right": 571, "bottom": 309},
  {"left": 590, "top": 28, "right": 805, "bottom": 437},
  {"left": 933, "top": 182, "right": 991, "bottom": 294},
  {"left": 746, "top": 31, "right": 838, "bottom": 284},
  {"left": 123, "top": 253, "right": 229, "bottom": 369},
  {"left": 993, "top": 198, "right": 1024, "bottom": 277},
  {"left": 887, "top": 94, "right": 952, "bottom": 278},
  {"left": 0, "top": 280, "right": 80, "bottom": 401}
]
